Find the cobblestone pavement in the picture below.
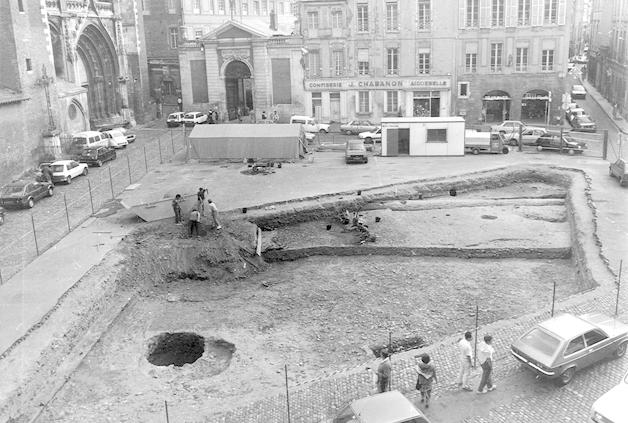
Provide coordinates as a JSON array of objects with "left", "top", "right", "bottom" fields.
[{"left": 0, "top": 126, "right": 186, "bottom": 283}]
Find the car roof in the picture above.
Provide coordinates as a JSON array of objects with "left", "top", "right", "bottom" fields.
[
  {"left": 573, "top": 85, "right": 585, "bottom": 90},
  {"left": 73, "top": 131, "right": 102, "bottom": 137},
  {"left": 350, "top": 391, "right": 424, "bottom": 423},
  {"left": 5, "top": 180, "right": 30, "bottom": 187},
  {"left": 51, "top": 160, "right": 75, "bottom": 165},
  {"left": 539, "top": 313, "right": 597, "bottom": 340}
]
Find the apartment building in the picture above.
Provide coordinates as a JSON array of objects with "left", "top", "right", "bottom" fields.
[
  {"left": 298, "top": 0, "right": 571, "bottom": 125},
  {"left": 588, "top": 0, "right": 627, "bottom": 118}
]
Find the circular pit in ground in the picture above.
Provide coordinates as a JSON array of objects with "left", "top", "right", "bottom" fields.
[{"left": 147, "top": 332, "right": 205, "bottom": 367}]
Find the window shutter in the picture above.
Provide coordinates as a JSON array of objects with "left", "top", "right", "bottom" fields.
[
  {"left": 480, "top": 0, "right": 491, "bottom": 28},
  {"left": 531, "top": 0, "right": 541, "bottom": 26},
  {"left": 558, "top": 0, "right": 566, "bottom": 25},
  {"left": 459, "top": 0, "right": 466, "bottom": 28}
]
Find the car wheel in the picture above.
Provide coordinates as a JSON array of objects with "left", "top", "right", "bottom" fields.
[
  {"left": 609, "top": 168, "right": 614, "bottom": 177},
  {"left": 537, "top": 145, "right": 543, "bottom": 152},
  {"left": 82, "top": 168, "right": 88, "bottom": 176},
  {"left": 509, "top": 139, "right": 518, "bottom": 146},
  {"left": 366, "top": 137, "right": 372, "bottom": 143},
  {"left": 66, "top": 175, "right": 72, "bottom": 184},
  {"left": 97, "top": 160, "right": 103, "bottom": 167},
  {"left": 113, "top": 152, "right": 117, "bottom": 159},
  {"left": 364, "top": 158, "right": 368, "bottom": 163},
  {"left": 557, "top": 367, "right": 575, "bottom": 386},
  {"left": 614, "top": 341, "right": 627, "bottom": 358},
  {"left": 502, "top": 146, "right": 510, "bottom": 154},
  {"left": 472, "top": 148, "right": 480, "bottom": 155},
  {"left": 319, "top": 129, "right": 327, "bottom": 134},
  {"left": 47, "top": 187, "right": 53, "bottom": 197},
  {"left": 567, "top": 149, "right": 575, "bottom": 155},
  {"left": 27, "top": 198, "right": 35, "bottom": 209}
]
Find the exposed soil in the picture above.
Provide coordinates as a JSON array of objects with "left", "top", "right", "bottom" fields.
[{"left": 30, "top": 182, "right": 592, "bottom": 422}]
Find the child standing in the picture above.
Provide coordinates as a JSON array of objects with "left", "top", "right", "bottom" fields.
[{"left": 172, "top": 194, "right": 183, "bottom": 225}]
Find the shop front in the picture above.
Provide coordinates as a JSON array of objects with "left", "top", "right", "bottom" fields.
[
  {"left": 481, "top": 90, "right": 511, "bottom": 123},
  {"left": 521, "top": 90, "right": 550, "bottom": 124},
  {"left": 304, "top": 77, "right": 451, "bottom": 123}
]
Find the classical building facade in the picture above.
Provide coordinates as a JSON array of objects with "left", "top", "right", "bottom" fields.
[
  {"left": 588, "top": 0, "right": 627, "bottom": 119},
  {"left": 178, "top": 0, "right": 303, "bottom": 121},
  {"left": 0, "top": 0, "right": 149, "bottom": 182}
]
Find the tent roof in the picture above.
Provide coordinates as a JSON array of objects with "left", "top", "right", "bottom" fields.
[{"left": 189, "top": 124, "right": 302, "bottom": 139}]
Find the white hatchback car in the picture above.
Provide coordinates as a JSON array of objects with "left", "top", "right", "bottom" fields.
[
  {"left": 289, "top": 115, "right": 330, "bottom": 133},
  {"left": 50, "top": 160, "right": 89, "bottom": 184},
  {"left": 591, "top": 369, "right": 628, "bottom": 423},
  {"left": 182, "top": 112, "right": 208, "bottom": 126},
  {"left": 101, "top": 129, "right": 128, "bottom": 149}
]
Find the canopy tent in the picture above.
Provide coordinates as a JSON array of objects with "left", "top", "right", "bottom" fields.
[{"left": 188, "top": 124, "right": 306, "bottom": 160}]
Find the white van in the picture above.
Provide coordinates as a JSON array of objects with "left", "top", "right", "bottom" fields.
[
  {"left": 289, "top": 115, "right": 330, "bottom": 133},
  {"left": 71, "top": 131, "right": 109, "bottom": 154}
]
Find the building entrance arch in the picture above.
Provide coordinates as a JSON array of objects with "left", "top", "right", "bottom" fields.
[
  {"left": 482, "top": 90, "right": 511, "bottom": 123},
  {"left": 224, "top": 60, "right": 253, "bottom": 121},
  {"left": 76, "top": 24, "right": 120, "bottom": 122},
  {"left": 522, "top": 89, "right": 550, "bottom": 124}
]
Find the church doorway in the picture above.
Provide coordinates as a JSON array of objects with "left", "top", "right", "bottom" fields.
[{"left": 224, "top": 61, "right": 253, "bottom": 121}]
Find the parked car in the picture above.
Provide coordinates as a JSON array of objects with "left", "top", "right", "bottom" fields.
[
  {"left": 182, "top": 112, "right": 208, "bottom": 126},
  {"left": 166, "top": 112, "right": 185, "bottom": 127},
  {"left": 566, "top": 107, "right": 586, "bottom": 122},
  {"left": 0, "top": 180, "right": 54, "bottom": 209},
  {"left": 491, "top": 120, "right": 545, "bottom": 136},
  {"left": 333, "top": 390, "right": 430, "bottom": 423},
  {"left": 590, "top": 369, "right": 628, "bottom": 423},
  {"left": 536, "top": 133, "right": 586, "bottom": 154},
  {"left": 125, "top": 132, "right": 136, "bottom": 143},
  {"left": 511, "top": 312, "right": 628, "bottom": 386},
  {"left": 340, "top": 120, "right": 378, "bottom": 135},
  {"left": 345, "top": 139, "right": 368, "bottom": 164},
  {"left": 571, "top": 84, "right": 587, "bottom": 99},
  {"left": 78, "top": 146, "right": 117, "bottom": 167},
  {"left": 289, "top": 115, "right": 330, "bottom": 133},
  {"left": 571, "top": 115, "right": 597, "bottom": 132},
  {"left": 573, "top": 54, "right": 588, "bottom": 64},
  {"left": 101, "top": 129, "right": 128, "bottom": 149},
  {"left": 358, "top": 127, "right": 382, "bottom": 146},
  {"left": 504, "top": 128, "right": 547, "bottom": 146},
  {"left": 609, "top": 158, "right": 628, "bottom": 186},
  {"left": 50, "top": 160, "right": 89, "bottom": 184}
]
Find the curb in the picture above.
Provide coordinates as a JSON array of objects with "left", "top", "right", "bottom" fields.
[{"left": 580, "top": 77, "right": 628, "bottom": 135}]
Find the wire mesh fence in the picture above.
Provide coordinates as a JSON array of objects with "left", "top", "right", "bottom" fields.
[{"left": 0, "top": 127, "right": 186, "bottom": 285}]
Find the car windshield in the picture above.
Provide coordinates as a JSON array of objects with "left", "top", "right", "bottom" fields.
[
  {"left": 73, "top": 137, "right": 87, "bottom": 145},
  {"left": 1, "top": 185, "right": 25, "bottom": 194},
  {"left": 83, "top": 150, "right": 99, "bottom": 157},
  {"left": 168, "top": 114, "right": 178, "bottom": 119},
  {"left": 521, "top": 328, "right": 561, "bottom": 356},
  {"left": 51, "top": 165, "right": 65, "bottom": 172},
  {"left": 348, "top": 141, "right": 364, "bottom": 149},
  {"left": 184, "top": 113, "right": 195, "bottom": 119}
]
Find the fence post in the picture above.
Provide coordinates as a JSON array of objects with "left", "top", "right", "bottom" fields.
[
  {"left": 87, "top": 179, "right": 95, "bottom": 215},
  {"left": 284, "top": 364, "right": 292, "bottom": 423},
  {"left": 126, "top": 155, "right": 132, "bottom": 184},
  {"left": 143, "top": 145, "right": 149, "bottom": 173},
  {"left": 63, "top": 193, "right": 71, "bottom": 232},
  {"left": 158, "top": 136, "right": 163, "bottom": 164},
  {"left": 171, "top": 128, "right": 175, "bottom": 154},
  {"left": 518, "top": 123, "right": 523, "bottom": 152},
  {"left": 602, "top": 129, "right": 608, "bottom": 160},
  {"left": 31, "top": 214, "right": 40, "bottom": 256},
  {"left": 0, "top": 268, "right": 3, "bottom": 285},
  {"left": 108, "top": 167, "right": 115, "bottom": 199},
  {"left": 551, "top": 280, "right": 557, "bottom": 317}
]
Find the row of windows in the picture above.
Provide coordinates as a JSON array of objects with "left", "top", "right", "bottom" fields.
[
  {"left": 465, "top": 46, "right": 555, "bottom": 72},
  {"left": 307, "top": 0, "right": 564, "bottom": 34},
  {"left": 175, "top": 0, "right": 292, "bottom": 15},
  {"left": 305, "top": 46, "right": 555, "bottom": 77},
  {"left": 352, "top": 90, "right": 441, "bottom": 114}
]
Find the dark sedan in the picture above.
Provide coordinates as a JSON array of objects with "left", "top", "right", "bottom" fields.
[
  {"left": 570, "top": 115, "right": 597, "bottom": 132},
  {"left": 511, "top": 313, "right": 628, "bottom": 386},
  {"left": 78, "top": 146, "right": 117, "bottom": 167},
  {"left": 536, "top": 133, "right": 586, "bottom": 155},
  {"left": 0, "top": 180, "right": 54, "bottom": 209}
]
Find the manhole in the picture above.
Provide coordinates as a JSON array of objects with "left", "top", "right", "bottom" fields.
[
  {"left": 147, "top": 332, "right": 205, "bottom": 367},
  {"left": 481, "top": 215, "right": 498, "bottom": 220}
]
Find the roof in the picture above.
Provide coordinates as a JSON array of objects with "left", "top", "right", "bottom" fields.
[
  {"left": 73, "top": 131, "right": 102, "bottom": 137},
  {"left": 51, "top": 160, "right": 76, "bottom": 165},
  {"left": 189, "top": 124, "right": 302, "bottom": 139},
  {"left": 539, "top": 313, "right": 597, "bottom": 340},
  {"left": 350, "top": 391, "right": 423, "bottom": 423},
  {"left": 205, "top": 19, "right": 295, "bottom": 39}
]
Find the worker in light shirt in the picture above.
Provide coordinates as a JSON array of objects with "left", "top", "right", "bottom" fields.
[{"left": 477, "top": 334, "right": 496, "bottom": 393}]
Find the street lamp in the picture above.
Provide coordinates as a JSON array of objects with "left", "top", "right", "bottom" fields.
[{"left": 546, "top": 90, "right": 552, "bottom": 126}]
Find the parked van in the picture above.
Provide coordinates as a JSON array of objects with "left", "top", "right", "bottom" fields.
[
  {"left": 289, "top": 115, "right": 330, "bottom": 133},
  {"left": 70, "top": 131, "right": 109, "bottom": 154}
]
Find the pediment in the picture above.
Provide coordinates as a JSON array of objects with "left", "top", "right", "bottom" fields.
[{"left": 216, "top": 26, "right": 255, "bottom": 39}]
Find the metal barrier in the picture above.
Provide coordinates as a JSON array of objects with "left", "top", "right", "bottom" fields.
[{"left": 0, "top": 127, "right": 186, "bottom": 284}]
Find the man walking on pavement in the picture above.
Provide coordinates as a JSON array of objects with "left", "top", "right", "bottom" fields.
[
  {"left": 477, "top": 335, "right": 496, "bottom": 393},
  {"left": 377, "top": 349, "right": 392, "bottom": 393},
  {"left": 457, "top": 331, "right": 474, "bottom": 391}
]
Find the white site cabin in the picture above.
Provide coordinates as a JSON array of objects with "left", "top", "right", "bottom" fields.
[{"left": 380, "top": 117, "right": 465, "bottom": 156}]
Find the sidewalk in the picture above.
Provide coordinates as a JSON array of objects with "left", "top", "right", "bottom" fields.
[{"left": 580, "top": 78, "right": 628, "bottom": 134}]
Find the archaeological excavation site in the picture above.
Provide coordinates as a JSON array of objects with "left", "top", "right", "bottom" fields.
[{"left": 0, "top": 165, "right": 613, "bottom": 423}]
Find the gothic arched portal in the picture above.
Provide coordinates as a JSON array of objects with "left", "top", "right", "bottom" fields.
[
  {"left": 76, "top": 24, "right": 120, "bottom": 121},
  {"left": 224, "top": 60, "right": 252, "bottom": 121}
]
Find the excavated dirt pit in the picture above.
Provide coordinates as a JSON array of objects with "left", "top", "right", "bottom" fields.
[
  {"left": 146, "top": 332, "right": 206, "bottom": 367},
  {"left": 36, "top": 181, "right": 593, "bottom": 422}
]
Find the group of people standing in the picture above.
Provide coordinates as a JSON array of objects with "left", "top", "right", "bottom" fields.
[
  {"left": 171, "top": 187, "right": 221, "bottom": 236},
  {"left": 374, "top": 331, "right": 496, "bottom": 409}
]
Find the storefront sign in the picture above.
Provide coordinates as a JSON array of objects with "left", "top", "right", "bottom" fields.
[{"left": 305, "top": 77, "right": 450, "bottom": 91}]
